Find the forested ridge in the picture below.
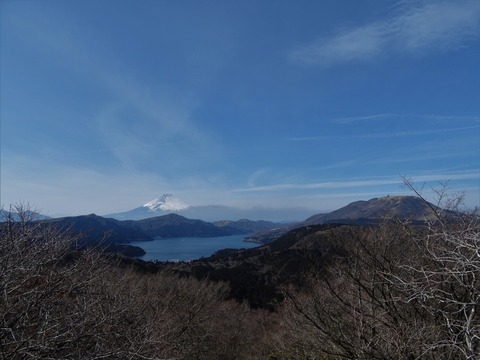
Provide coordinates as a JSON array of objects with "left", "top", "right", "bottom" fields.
[{"left": 1, "top": 192, "right": 479, "bottom": 359}]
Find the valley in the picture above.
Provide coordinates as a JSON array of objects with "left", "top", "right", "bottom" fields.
[{"left": 2, "top": 193, "right": 478, "bottom": 359}]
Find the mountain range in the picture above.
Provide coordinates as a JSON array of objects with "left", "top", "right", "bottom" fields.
[
  {"left": 2, "top": 195, "right": 446, "bottom": 257},
  {"left": 0, "top": 209, "right": 51, "bottom": 221},
  {"left": 162, "top": 196, "right": 458, "bottom": 308},
  {"left": 245, "top": 195, "right": 446, "bottom": 243},
  {"left": 303, "top": 195, "right": 443, "bottom": 225},
  {"left": 26, "top": 212, "right": 285, "bottom": 256},
  {"left": 105, "top": 194, "right": 314, "bottom": 222},
  {"left": 106, "top": 194, "right": 191, "bottom": 220}
]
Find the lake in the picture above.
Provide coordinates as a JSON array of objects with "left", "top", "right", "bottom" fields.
[{"left": 129, "top": 234, "right": 259, "bottom": 262}]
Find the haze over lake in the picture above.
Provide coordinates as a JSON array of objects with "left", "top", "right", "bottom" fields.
[{"left": 130, "top": 235, "right": 258, "bottom": 262}]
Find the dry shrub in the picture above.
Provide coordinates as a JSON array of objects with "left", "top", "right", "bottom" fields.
[{"left": 0, "top": 204, "right": 277, "bottom": 359}]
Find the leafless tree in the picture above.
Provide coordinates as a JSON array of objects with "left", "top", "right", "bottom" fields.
[
  {"left": 280, "top": 224, "right": 433, "bottom": 359},
  {"left": 387, "top": 180, "right": 480, "bottom": 359},
  {"left": 279, "top": 182, "right": 479, "bottom": 359},
  {"left": 1, "top": 203, "right": 277, "bottom": 359}
]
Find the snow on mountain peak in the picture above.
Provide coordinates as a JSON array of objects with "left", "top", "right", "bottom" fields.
[{"left": 143, "top": 194, "right": 190, "bottom": 212}]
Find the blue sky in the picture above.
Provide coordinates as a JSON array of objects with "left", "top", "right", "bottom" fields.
[{"left": 1, "top": 0, "right": 479, "bottom": 218}]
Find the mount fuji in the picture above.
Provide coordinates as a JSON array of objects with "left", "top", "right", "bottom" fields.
[
  {"left": 105, "top": 194, "right": 314, "bottom": 222},
  {"left": 105, "top": 194, "right": 191, "bottom": 220},
  {"left": 143, "top": 194, "right": 190, "bottom": 212}
]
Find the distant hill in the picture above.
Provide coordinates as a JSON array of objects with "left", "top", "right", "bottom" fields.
[
  {"left": 106, "top": 194, "right": 192, "bottom": 220},
  {"left": 123, "top": 193, "right": 467, "bottom": 308},
  {"left": 169, "top": 223, "right": 346, "bottom": 309},
  {"left": 17, "top": 212, "right": 266, "bottom": 252},
  {"left": 105, "top": 194, "right": 313, "bottom": 222},
  {"left": 0, "top": 209, "right": 51, "bottom": 221},
  {"left": 36, "top": 213, "right": 252, "bottom": 245},
  {"left": 246, "top": 195, "right": 446, "bottom": 244},
  {"left": 42, "top": 214, "right": 151, "bottom": 245},
  {"left": 3, "top": 195, "right": 451, "bottom": 260},
  {"left": 21, "top": 210, "right": 296, "bottom": 258},
  {"left": 213, "top": 219, "right": 290, "bottom": 233},
  {"left": 303, "top": 195, "right": 442, "bottom": 225},
  {"left": 11, "top": 212, "right": 259, "bottom": 257},
  {"left": 163, "top": 194, "right": 455, "bottom": 308},
  {"left": 132, "top": 213, "right": 243, "bottom": 238}
]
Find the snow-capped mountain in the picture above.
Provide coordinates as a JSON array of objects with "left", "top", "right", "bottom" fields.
[
  {"left": 105, "top": 194, "right": 314, "bottom": 222},
  {"left": 105, "top": 194, "right": 191, "bottom": 220},
  {"left": 143, "top": 194, "right": 190, "bottom": 212}
]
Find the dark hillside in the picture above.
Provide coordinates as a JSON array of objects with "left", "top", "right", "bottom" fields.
[
  {"left": 169, "top": 223, "right": 347, "bottom": 309},
  {"left": 304, "top": 195, "right": 443, "bottom": 225},
  {"left": 133, "top": 213, "right": 240, "bottom": 237},
  {"left": 248, "top": 195, "right": 450, "bottom": 244},
  {"left": 41, "top": 214, "right": 151, "bottom": 244},
  {"left": 3, "top": 196, "right": 477, "bottom": 359},
  {"left": 214, "top": 219, "right": 290, "bottom": 233}
]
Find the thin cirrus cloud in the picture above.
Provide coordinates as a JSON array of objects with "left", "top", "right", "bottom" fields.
[
  {"left": 291, "top": 0, "right": 480, "bottom": 66},
  {"left": 232, "top": 171, "right": 480, "bottom": 193},
  {"left": 332, "top": 114, "right": 393, "bottom": 123},
  {"left": 331, "top": 114, "right": 480, "bottom": 124},
  {"left": 6, "top": 7, "right": 216, "bottom": 170},
  {"left": 290, "top": 125, "right": 480, "bottom": 141}
]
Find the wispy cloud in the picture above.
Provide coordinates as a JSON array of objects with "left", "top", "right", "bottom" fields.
[
  {"left": 292, "top": 23, "right": 386, "bottom": 65},
  {"left": 291, "top": 125, "right": 480, "bottom": 141},
  {"left": 331, "top": 113, "right": 480, "bottom": 124},
  {"left": 4, "top": 5, "right": 219, "bottom": 171},
  {"left": 291, "top": 0, "right": 480, "bottom": 66},
  {"left": 232, "top": 171, "right": 480, "bottom": 193},
  {"left": 332, "top": 114, "right": 393, "bottom": 123},
  {"left": 233, "top": 178, "right": 400, "bottom": 193},
  {"left": 1, "top": 152, "right": 232, "bottom": 216}
]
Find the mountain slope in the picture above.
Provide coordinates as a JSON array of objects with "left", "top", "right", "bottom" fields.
[
  {"left": 169, "top": 223, "right": 345, "bottom": 309},
  {"left": 133, "top": 213, "right": 241, "bottom": 238},
  {"left": 42, "top": 214, "right": 151, "bottom": 245},
  {"left": 106, "top": 194, "right": 191, "bottom": 220},
  {"left": 38, "top": 213, "right": 246, "bottom": 243},
  {"left": 106, "top": 195, "right": 314, "bottom": 222},
  {"left": 247, "top": 195, "right": 446, "bottom": 244},
  {"left": 31, "top": 212, "right": 248, "bottom": 255},
  {"left": 143, "top": 194, "right": 190, "bottom": 212},
  {"left": 0, "top": 209, "right": 51, "bottom": 221},
  {"left": 303, "top": 195, "right": 441, "bottom": 225},
  {"left": 213, "top": 219, "right": 290, "bottom": 233}
]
